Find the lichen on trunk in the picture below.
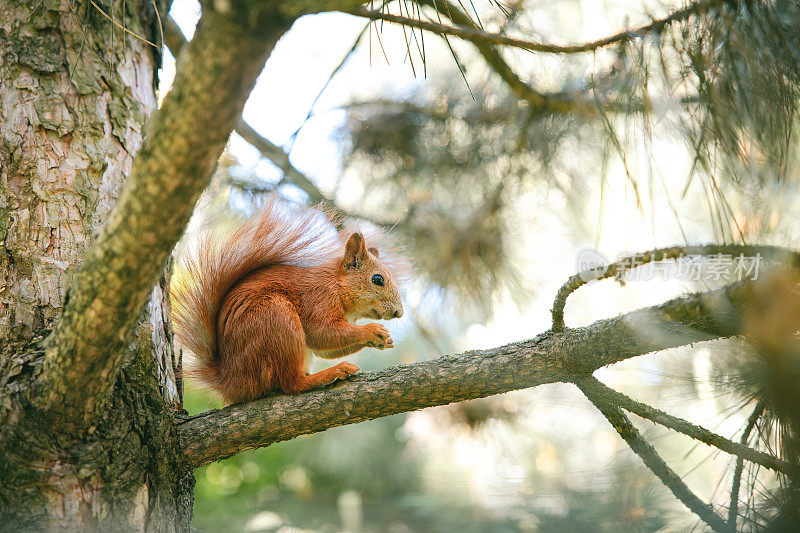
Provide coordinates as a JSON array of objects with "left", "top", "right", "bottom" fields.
[{"left": 0, "top": 0, "right": 186, "bottom": 529}]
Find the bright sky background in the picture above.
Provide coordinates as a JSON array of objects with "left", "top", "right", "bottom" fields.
[{"left": 166, "top": 1, "right": 776, "bottom": 518}]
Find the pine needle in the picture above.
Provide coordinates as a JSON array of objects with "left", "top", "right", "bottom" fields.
[{"left": 89, "top": 0, "right": 158, "bottom": 48}]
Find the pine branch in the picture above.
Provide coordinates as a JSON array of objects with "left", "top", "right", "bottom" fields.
[
  {"left": 578, "top": 377, "right": 729, "bottom": 532},
  {"left": 233, "top": 119, "right": 327, "bottom": 204},
  {"left": 578, "top": 377, "right": 788, "bottom": 474},
  {"left": 413, "top": 0, "right": 707, "bottom": 119},
  {"left": 344, "top": 0, "right": 726, "bottom": 55},
  {"left": 419, "top": 0, "right": 574, "bottom": 113},
  {"left": 178, "top": 280, "right": 753, "bottom": 470}
]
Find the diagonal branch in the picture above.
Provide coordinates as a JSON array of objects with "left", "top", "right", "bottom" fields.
[
  {"left": 578, "top": 377, "right": 729, "bottom": 532},
  {"left": 37, "top": 4, "right": 296, "bottom": 428},
  {"left": 416, "top": 1, "right": 661, "bottom": 119},
  {"left": 344, "top": 0, "right": 726, "bottom": 55},
  {"left": 232, "top": 118, "right": 396, "bottom": 227},
  {"left": 284, "top": 19, "right": 372, "bottom": 150},
  {"left": 578, "top": 377, "right": 788, "bottom": 475},
  {"left": 233, "top": 119, "right": 328, "bottom": 205},
  {"left": 165, "top": 14, "right": 399, "bottom": 230},
  {"left": 164, "top": 14, "right": 329, "bottom": 207},
  {"left": 178, "top": 280, "right": 754, "bottom": 470},
  {"left": 728, "top": 401, "right": 766, "bottom": 529}
]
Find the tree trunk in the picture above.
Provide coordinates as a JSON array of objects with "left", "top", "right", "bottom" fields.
[{"left": 0, "top": 0, "right": 188, "bottom": 529}]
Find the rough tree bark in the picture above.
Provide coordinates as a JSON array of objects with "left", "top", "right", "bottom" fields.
[
  {"left": 0, "top": 0, "right": 184, "bottom": 529},
  {"left": 0, "top": 0, "right": 155, "bottom": 338},
  {"left": 0, "top": 0, "right": 795, "bottom": 531},
  {"left": 0, "top": 0, "right": 313, "bottom": 527}
]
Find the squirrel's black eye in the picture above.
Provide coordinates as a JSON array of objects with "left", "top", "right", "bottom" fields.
[{"left": 372, "top": 274, "right": 384, "bottom": 287}]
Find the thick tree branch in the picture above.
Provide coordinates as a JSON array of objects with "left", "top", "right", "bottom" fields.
[
  {"left": 345, "top": 0, "right": 724, "bottom": 55},
  {"left": 162, "top": 11, "right": 186, "bottom": 53},
  {"left": 178, "top": 280, "right": 753, "bottom": 470},
  {"left": 578, "top": 377, "right": 788, "bottom": 474},
  {"left": 552, "top": 244, "right": 800, "bottom": 330},
  {"left": 578, "top": 377, "right": 729, "bottom": 532},
  {"left": 37, "top": 4, "right": 296, "bottom": 427}
]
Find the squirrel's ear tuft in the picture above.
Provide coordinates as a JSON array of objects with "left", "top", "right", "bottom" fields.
[
  {"left": 368, "top": 246, "right": 380, "bottom": 258},
  {"left": 344, "top": 232, "right": 367, "bottom": 270}
]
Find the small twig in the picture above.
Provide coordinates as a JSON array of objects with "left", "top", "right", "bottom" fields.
[
  {"left": 122, "top": 0, "right": 127, "bottom": 56},
  {"left": 414, "top": 0, "right": 426, "bottom": 78},
  {"left": 69, "top": 9, "right": 89, "bottom": 81},
  {"left": 343, "top": 0, "right": 725, "bottom": 55},
  {"left": 110, "top": 0, "right": 115, "bottom": 76},
  {"left": 577, "top": 377, "right": 729, "bottom": 532},
  {"left": 397, "top": 1, "right": 418, "bottom": 77},
  {"left": 728, "top": 401, "right": 766, "bottom": 530},
  {"left": 233, "top": 119, "right": 328, "bottom": 205},
  {"left": 422, "top": 0, "right": 554, "bottom": 110},
  {"left": 578, "top": 377, "right": 788, "bottom": 474},
  {"left": 551, "top": 244, "right": 800, "bottom": 330},
  {"left": 285, "top": 20, "right": 371, "bottom": 151},
  {"left": 431, "top": 0, "right": 473, "bottom": 98},
  {"left": 372, "top": 8, "right": 392, "bottom": 66},
  {"left": 67, "top": 0, "right": 113, "bottom": 72},
  {"left": 25, "top": 0, "right": 45, "bottom": 18}
]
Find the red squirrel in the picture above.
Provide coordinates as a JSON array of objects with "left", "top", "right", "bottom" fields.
[{"left": 171, "top": 199, "right": 405, "bottom": 404}]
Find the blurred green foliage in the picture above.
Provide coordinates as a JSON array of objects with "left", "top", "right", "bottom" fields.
[
  {"left": 188, "top": 380, "right": 688, "bottom": 532},
  {"left": 186, "top": 383, "right": 424, "bottom": 532}
]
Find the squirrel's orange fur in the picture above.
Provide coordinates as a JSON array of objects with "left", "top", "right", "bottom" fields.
[{"left": 171, "top": 199, "right": 405, "bottom": 404}]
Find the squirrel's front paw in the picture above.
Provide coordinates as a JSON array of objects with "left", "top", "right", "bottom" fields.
[
  {"left": 330, "top": 361, "right": 360, "bottom": 380},
  {"left": 364, "top": 323, "right": 393, "bottom": 349}
]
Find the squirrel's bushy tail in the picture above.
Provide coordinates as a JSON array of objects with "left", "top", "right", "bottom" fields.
[{"left": 170, "top": 198, "right": 342, "bottom": 387}]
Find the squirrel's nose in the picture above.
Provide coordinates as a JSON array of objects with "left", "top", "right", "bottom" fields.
[{"left": 393, "top": 308, "right": 403, "bottom": 318}]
